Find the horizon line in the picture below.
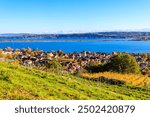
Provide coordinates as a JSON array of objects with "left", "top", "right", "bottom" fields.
[{"left": 0, "top": 30, "right": 150, "bottom": 35}]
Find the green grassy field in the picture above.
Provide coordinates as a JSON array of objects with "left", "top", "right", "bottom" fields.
[{"left": 0, "top": 62, "right": 149, "bottom": 100}]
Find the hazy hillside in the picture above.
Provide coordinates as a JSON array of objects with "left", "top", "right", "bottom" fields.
[{"left": 0, "top": 62, "right": 149, "bottom": 100}]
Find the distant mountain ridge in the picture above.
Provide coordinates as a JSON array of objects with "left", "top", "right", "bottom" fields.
[
  {"left": 0, "top": 33, "right": 28, "bottom": 37},
  {"left": 0, "top": 32, "right": 150, "bottom": 40}
]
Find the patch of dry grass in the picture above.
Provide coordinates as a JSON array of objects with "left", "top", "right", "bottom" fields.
[{"left": 81, "top": 72, "right": 150, "bottom": 88}]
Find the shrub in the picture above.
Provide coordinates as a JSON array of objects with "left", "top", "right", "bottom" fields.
[
  {"left": 96, "top": 76, "right": 125, "bottom": 85},
  {"left": 46, "top": 60, "right": 63, "bottom": 74},
  {"left": 86, "top": 64, "right": 106, "bottom": 73},
  {"left": 107, "top": 53, "right": 140, "bottom": 74}
]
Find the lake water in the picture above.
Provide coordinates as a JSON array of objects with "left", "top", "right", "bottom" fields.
[{"left": 0, "top": 38, "right": 150, "bottom": 53}]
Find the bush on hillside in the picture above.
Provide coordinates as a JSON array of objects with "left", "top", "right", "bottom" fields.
[
  {"left": 107, "top": 53, "right": 140, "bottom": 74},
  {"left": 93, "top": 76, "right": 126, "bottom": 85},
  {"left": 86, "top": 64, "right": 106, "bottom": 73},
  {"left": 46, "top": 60, "right": 63, "bottom": 74}
]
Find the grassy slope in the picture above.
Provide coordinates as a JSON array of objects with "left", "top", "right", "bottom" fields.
[{"left": 0, "top": 62, "right": 149, "bottom": 100}]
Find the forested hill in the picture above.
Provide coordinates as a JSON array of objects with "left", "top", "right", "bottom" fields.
[{"left": 0, "top": 32, "right": 150, "bottom": 40}]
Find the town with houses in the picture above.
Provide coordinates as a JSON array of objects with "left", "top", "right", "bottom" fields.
[{"left": 0, "top": 47, "right": 150, "bottom": 73}]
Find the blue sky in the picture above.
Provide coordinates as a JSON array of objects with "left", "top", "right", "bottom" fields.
[{"left": 0, "top": 0, "right": 150, "bottom": 33}]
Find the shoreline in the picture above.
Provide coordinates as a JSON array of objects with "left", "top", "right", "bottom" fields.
[
  {"left": 0, "top": 39, "right": 135, "bottom": 42},
  {"left": 0, "top": 47, "right": 150, "bottom": 54}
]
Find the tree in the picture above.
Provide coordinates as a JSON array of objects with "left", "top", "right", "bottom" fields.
[
  {"left": 107, "top": 53, "right": 140, "bottom": 74},
  {"left": 46, "top": 60, "right": 63, "bottom": 74},
  {"left": 57, "top": 50, "right": 63, "bottom": 56}
]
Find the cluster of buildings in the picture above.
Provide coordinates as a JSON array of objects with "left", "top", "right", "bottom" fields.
[{"left": 0, "top": 47, "right": 150, "bottom": 73}]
